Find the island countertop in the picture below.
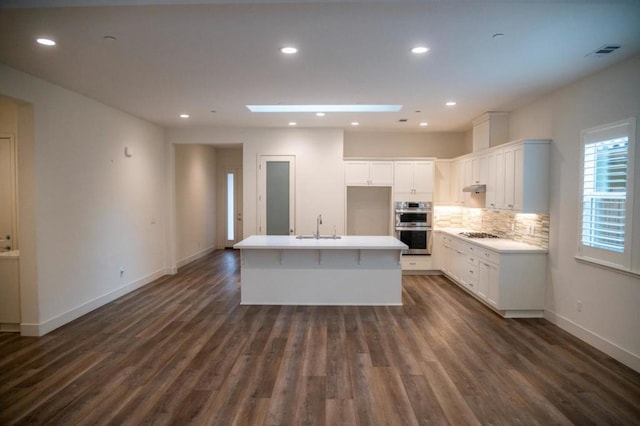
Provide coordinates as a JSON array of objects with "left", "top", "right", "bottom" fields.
[{"left": 234, "top": 235, "right": 407, "bottom": 250}]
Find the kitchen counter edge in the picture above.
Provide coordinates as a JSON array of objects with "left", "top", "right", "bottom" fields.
[{"left": 436, "top": 228, "right": 548, "bottom": 254}]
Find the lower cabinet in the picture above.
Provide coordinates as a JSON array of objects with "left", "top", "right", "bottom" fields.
[
  {"left": 401, "top": 254, "right": 436, "bottom": 272},
  {"left": 435, "top": 232, "right": 546, "bottom": 318}
]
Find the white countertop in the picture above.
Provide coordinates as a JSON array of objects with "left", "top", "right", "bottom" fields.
[
  {"left": 234, "top": 235, "right": 408, "bottom": 250},
  {"left": 437, "top": 228, "right": 547, "bottom": 254}
]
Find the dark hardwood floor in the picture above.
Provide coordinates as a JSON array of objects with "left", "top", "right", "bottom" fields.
[{"left": 1, "top": 250, "right": 639, "bottom": 425}]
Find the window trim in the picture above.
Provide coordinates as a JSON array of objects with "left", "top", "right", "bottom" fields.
[{"left": 576, "top": 117, "right": 636, "bottom": 273}]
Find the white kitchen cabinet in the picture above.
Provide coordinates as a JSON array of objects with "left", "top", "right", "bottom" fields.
[
  {"left": 436, "top": 231, "right": 546, "bottom": 318},
  {"left": 401, "top": 254, "right": 437, "bottom": 272},
  {"left": 394, "top": 160, "right": 434, "bottom": 200},
  {"left": 503, "top": 145, "right": 517, "bottom": 209},
  {"left": 485, "top": 151, "right": 498, "bottom": 209},
  {"left": 345, "top": 160, "right": 394, "bottom": 186},
  {"left": 485, "top": 140, "right": 550, "bottom": 213},
  {"left": 460, "top": 158, "right": 472, "bottom": 206},
  {"left": 472, "top": 112, "right": 509, "bottom": 151}
]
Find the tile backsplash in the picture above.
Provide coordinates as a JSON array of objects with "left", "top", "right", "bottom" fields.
[{"left": 434, "top": 206, "right": 549, "bottom": 249}]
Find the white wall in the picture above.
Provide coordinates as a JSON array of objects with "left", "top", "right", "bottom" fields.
[
  {"left": 0, "top": 64, "right": 169, "bottom": 335},
  {"left": 174, "top": 144, "right": 217, "bottom": 266},
  {"left": 509, "top": 54, "right": 640, "bottom": 371},
  {"left": 166, "top": 127, "right": 345, "bottom": 237}
]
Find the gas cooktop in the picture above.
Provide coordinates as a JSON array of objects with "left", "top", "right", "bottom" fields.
[{"left": 458, "top": 232, "right": 500, "bottom": 238}]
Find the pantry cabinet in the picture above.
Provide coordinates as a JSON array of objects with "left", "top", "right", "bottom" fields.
[{"left": 345, "top": 160, "right": 394, "bottom": 186}]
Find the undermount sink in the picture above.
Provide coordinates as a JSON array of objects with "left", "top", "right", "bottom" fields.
[{"left": 296, "top": 235, "right": 342, "bottom": 240}]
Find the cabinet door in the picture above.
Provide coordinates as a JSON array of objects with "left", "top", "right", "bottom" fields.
[
  {"left": 477, "top": 261, "right": 490, "bottom": 301},
  {"left": 412, "top": 161, "right": 434, "bottom": 193},
  {"left": 486, "top": 153, "right": 497, "bottom": 209},
  {"left": 370, "top": 161, "right": 394, "bottom": 185},
  {"left": 513, "top": 145, "right": 524, "bottom": 211},
  {"left": 486, "top": 262, "right": 500, "bottom": 307},
  {"left": 471, "top": 157, "right": 481, "bottom": 184},
  {"left": 503, "top": 147, "right": 516, "bottom": 209},
  {"left": 345, "top": 161, "right": 370, "bottom": 186},
  {"left": 461, "top": 159, "right": 472, "bottom": 205},
  {"left": 393, "top": 161, "right": 414, "bottom": 192},
  {"left": 494, "top": 149, "right": 506, "bottom": 209}
]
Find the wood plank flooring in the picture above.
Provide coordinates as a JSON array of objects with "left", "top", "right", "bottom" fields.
[{"left": 1, "top": 249, "right": 639, "bottom": 425}]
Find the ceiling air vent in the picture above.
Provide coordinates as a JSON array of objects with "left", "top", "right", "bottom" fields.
[{"left": 586, "top": 44, "right": 621, "bottom": 58}]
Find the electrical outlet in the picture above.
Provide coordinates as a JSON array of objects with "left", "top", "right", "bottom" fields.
[{"left": 577, "top": 300, "right": 582, "bottom": 312}]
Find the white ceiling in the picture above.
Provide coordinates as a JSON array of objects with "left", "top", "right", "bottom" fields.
[{"left": 1, "top": 0, "right": 639, "bottom": 132}]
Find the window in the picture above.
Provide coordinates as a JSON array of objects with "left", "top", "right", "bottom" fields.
[{"left": 578, "top": 118, "right": 636, "bottom": 271}]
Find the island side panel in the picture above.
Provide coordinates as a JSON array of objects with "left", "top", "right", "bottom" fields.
[{"left": 239, "top": 248, "right": 402, "bottom": 305}]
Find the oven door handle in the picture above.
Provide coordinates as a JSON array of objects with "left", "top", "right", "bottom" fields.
[{"left": 395, "top": 209, "right": 431, "bottom": 214}]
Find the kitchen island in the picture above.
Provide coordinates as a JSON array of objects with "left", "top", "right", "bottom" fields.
[{"left": 233, "top": 235, "right": 407, "bottom": 305}]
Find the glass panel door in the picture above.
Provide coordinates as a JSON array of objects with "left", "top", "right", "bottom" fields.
[{"left": 258, "top": 155, "right": 295, "bottom": 235}]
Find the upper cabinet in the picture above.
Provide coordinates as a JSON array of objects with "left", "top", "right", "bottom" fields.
[
  {"left": 345, "top": 160, "right": 394, "bottom": 186},
  {"left": 486, "top": 140, "right": 550, "bottom": 213},
  {"left": 394, "top": 160, "right": 434, "bottom": 201},
  {"left": 472, "top": 112, "right": 509, "bottom": 151}
]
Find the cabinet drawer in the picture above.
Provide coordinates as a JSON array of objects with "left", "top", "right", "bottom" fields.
[
  {"left": 479, "top": 248, "right": 499, "bottom": 265},
  {"left": 466, "top": 265, "right": 478, "bottom": 290}
]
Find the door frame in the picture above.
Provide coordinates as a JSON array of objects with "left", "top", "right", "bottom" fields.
[{"left": 223, "top": 167, "right": 243, "bottom": 247}]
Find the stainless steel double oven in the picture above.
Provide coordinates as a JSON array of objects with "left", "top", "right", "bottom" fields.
[{"left": 394, "top": 201, "right": 433, "bottom": 255}]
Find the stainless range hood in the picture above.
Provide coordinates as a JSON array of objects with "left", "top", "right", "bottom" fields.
[{"left": 462, "top": 184, "right": 486, "bottom": 193}]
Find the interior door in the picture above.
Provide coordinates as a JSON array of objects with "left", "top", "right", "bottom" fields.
[
  {"left": 224, "top": 167, "right": 243, "bottom": 247},
  {"left": 258, "top": 155, "right": 295, "bottom": 235}
]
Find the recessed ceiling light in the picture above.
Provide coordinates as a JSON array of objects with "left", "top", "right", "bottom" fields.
[
  {"left": 179, "top": 114, "right": 190, "bottom": 118},
  {"left": 288, "top": 121, "right": 297, "bottom": 126},
  {"left": 411, "top": 46, "right": 429, "bottom": 54},
  {"left": 316, "top": 112, "right": 326, "bottom": 117},
  {"left": 103, "top": 35, "right": 117, "bottom": 41},
  {"left": 420, "top": 122, "right": 429, "bottom": 127},
  {"left": 36, "top": 38, "right": 56, "bottom": 46},
  {"left": 281, "top": 46, "right": 298, "bottom": 54},
  {"left": 445, "top": 101, "right": 457, "bottom": 107},
  {"left": 247, "top": 104, "right": 402, "bottom": 113},
  {"left": 351, "top": 122, "right": 360, "bottom": 126}
]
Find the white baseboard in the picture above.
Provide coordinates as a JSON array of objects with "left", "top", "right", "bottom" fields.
[
  {"left": 544, "top": 309, "right": 640, "bottom": 373},
  {"left": 20, "top": 268, "right": 167, "bottom": 337},
  {"left": 176, "top": 246, "right": 215, "bottom": 268}
]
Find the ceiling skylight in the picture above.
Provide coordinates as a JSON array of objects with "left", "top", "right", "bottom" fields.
[{"left": 246, "top": 104, "right": 402, "bottom": 113}]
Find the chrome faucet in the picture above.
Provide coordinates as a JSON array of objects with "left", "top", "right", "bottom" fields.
[{"left": 315, "top": 214, "right": 323, "bottom": 239}]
